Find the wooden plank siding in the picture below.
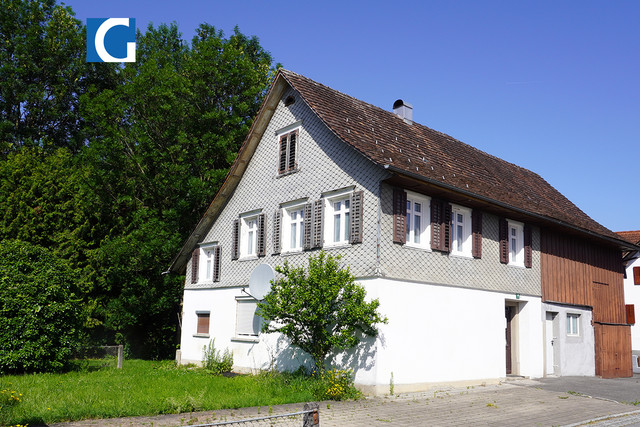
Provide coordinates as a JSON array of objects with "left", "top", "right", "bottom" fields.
[
  {"left": 541, "top": 231, "right": 626, "bottom": 324},
  {"left": 541, "top": 231, "right": 631, "bottom": 378}
]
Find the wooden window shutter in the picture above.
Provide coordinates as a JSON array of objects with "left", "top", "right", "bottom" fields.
[
  {"left": 472, "top": 210, "right": 483, "bottom": 259},
  {"left": 191, "top": 248, "right": 200, "bottom": 283},
  {"left": 278, "top": 135, "right": 288, "bottom": 174},
  {"left": 393, "top": 188, "right": 407, "bottom": 244},
  {"left": 231, "top": 219, "right": 240, "bottom": 260},
  {"left": 288, "top": 131, "right": 297, "bottom": 171},
  {"left": 313, "top": 199, "right": 324, "bottom": 248},
  {"left": 196, "top": 312, "right": 210, "bottom": 335},
  {"left": 257, "top": 213, "right": 266, "bottom": 257},
  {"left": 499, "top": 218, "right": 508, "bottom": 264},
  {"left": 627, "top": 304, "right": 636, "bottom": 325},
  {"left": 303, "top": 202, "right": 313, "bottom": 250},
  {"left": 430, "top": 199, "right": 442, "bottom": 250},
  {"left": 273, "top": 210, "right": 282, "bottom": 254},
  {"left": 349, "top": 191, "right": 364, "bottom": 244},
  {"left": 634, "top": 266, "right": 640, "bottom": 285},
  {"left": 213, "top": 246, "right": 221, "bottom": 282},
  {"left": 524, "top": 224, "right": 532, "bottom": 268},
  {"left": 443, "top": 203, "right": 452, "bottom": 253}
]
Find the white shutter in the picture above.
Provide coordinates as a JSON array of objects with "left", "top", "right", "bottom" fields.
[{"left": 236, "top": 300, "right": 260, "bottom": 336}]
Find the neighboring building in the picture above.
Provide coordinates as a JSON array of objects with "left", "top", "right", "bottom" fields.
[
  {"left": 616, "top": 230, "right": 640, "bottom": 373},
  {"left": 170, "top": 70, "right": 637, "bottom": 393}
]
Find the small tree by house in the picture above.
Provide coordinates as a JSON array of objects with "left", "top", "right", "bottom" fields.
[{"left": 256, "top": 251, "right": 387, "bottom": 371}]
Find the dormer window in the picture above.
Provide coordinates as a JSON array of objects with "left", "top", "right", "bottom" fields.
[{"left": 278, "top": 129, "right": 298, "bottom": 175}]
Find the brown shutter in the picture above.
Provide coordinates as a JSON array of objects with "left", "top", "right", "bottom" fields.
[
  {"left": 634, "top": 266, "right": 640, "bottom": 285},
  {"left": 443, "top": 203, "right": 452, "bottom": 253},
  {"left": 197, "top": 312, "right": 210, "bottom": 334},
  {"left": 524, "top": 224, "right": 532, "bottom": 268},
  {"left": 213, "top": 246, "right": 221, "bottom": 282},
  {"left": 472, "top": 210, "right": 483, "bottom": 259},
  {"left": 288, "top": 131, "right": 297, "bottom": 171},
  {"left": 431, "top": 198, "right": 443, "bottom": 250},
  {"left": 313, "top": 199, "right": 324, "bottom": 248},
  {"left": 349, "top": 191, "right": 364, "bottom": 244},
  {"left": 499, "top": 218, "right": 508, "bottom": 264},
  {"left": 273, "top": 209, "right": 282, "bottom": 254},
  {"left": 257, "top": 213, "right": 266, "bottom": 257},
  {"left": 627, "top": 304, "right": 636, "bottom": 325},
  {"left": 231, "top": 219, "right": 240, "bottom": 260},
  {"left": 278, "top": 135, "right": 287, "bottom": 174},
  {"left": 191, "top": 248, "right": 200, "bottom": 283},
  {"left": 393, "top": 188, "right": 407, "bottom": 244},
  {"left": 303, "top": 202, "right": 313, "bottom": 250}
]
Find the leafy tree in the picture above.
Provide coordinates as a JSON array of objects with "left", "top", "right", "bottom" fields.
[
  {"left": 257, "top": 252, "right": 388, "bottom": 371},
  {"left": 0, "top": 240, "right": 83, "bottom": 373}
]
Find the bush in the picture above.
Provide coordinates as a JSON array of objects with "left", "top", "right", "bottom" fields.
[
  {"left": 202, "top": 339, "right": 233, "bottom": 374},
  {"left": 0, "top": 240, "right": 83, "bottom": 374},
  {"left": 312, "top": 368, "right": 361, "bottom": 401}
]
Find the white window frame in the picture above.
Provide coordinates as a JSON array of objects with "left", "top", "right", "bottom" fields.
[
  {"left": 198, "top": 243, "right": 218, "bottom": 283},
  {"left": 567, "top": 313, "right": 580, "bottom": 336},
  {"left": 282, "top": 204, "right": 305, "bottom": 253},
  {"left": 240, "top": 213, "right": 259, "bottom": 259},
  {"left": 405, "top": 191, "right": 430, "bottom": 249},
  {"left": 451, "top": 205, "right": 472, "bottom": 257},
  {"left": 233, "top": 297, "right": 261, "bottom": 342},
  {"left": 508, "top": 220, "right": 525, "bottom": 266},
  {"left": 324, "top": 191, "right": 351, "bottom": 247}
]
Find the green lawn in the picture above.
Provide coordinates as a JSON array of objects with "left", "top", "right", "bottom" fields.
[{"left": 0, "top": 360, "right": 316, "bottom": 425}]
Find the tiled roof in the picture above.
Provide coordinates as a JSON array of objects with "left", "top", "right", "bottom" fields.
[
  {"left": 280, "top": 69, "right": 622, "bottom": 242},
  {"left": 616, "top": 231, "right": 640, "bottom": 245}
]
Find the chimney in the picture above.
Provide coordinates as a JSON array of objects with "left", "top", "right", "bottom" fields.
[{"left": 393, "top": 99, "right": 413, "bottom": 125}]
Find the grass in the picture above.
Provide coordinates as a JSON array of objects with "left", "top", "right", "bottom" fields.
[{"left": 0, "top": 360, "right": 316, "bottom": 425}]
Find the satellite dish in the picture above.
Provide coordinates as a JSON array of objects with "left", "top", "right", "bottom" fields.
[{"left": 248, "top": 264, "right": 275, "bottom": 300}]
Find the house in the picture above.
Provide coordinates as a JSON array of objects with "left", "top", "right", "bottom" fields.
[
  {"left": 170, "top": 69, "right": 637, "bottom": 393},
  {"left": 616, "top": 230, "right": 640, "bottom": 373}
]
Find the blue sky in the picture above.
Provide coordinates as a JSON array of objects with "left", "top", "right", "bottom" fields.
[{"left": 63, "top": 0, "right": 640, "bottom": 233}]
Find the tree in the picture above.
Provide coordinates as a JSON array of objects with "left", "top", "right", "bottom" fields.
[
  {"left": 257, "top": 252, "right": 388, "bottom": 370},
  {"left": 0, "top": 240, "right": 83, "bottom": 373}
]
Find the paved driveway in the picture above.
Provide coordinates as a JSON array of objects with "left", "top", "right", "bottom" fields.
[{"left": 526, "top": 374, "right": 640, "bottom": 405}]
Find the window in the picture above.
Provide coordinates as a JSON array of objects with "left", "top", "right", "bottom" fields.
[
  {"left": 191, "top": 244, "right": 221, "bottom": 283},
  {"left": 283, "top": 206, "right": 304, "bottom": 252},
  {"left": 326, "top": 195, "right": 350, "bottom": 246},
  {"left": 566, "top": 313, "right": 580, "bottom": 336},
  {"left": 634, "top": 266, "right": 640, "bottom": 285},
  {"left": 451, "top": 205, "right": 471, "bottom": 256},
  {"left": 499, "top": 218, "right": 532, "bottom": 267},
  {"left": 232, "top": 212, "right": 265, "bottom": 260},
  {"left": 235, "top": 298, "right": 261, "bottom": 339},
  {"left": 405, "top": 192, "right": 430, "bottom": 248},
  {"left": 278, "top": 129, "right": 298, "bottom": 175},
  {"left": 195, "top": 312, "right": 210, "bottom": 337},
  {"left": 509, "top": 221, "right": 524, "bottom": 265}
]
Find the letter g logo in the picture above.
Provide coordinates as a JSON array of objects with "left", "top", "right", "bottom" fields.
[{"left": 86, "top": 18, "right": 136, "bottom": 63}]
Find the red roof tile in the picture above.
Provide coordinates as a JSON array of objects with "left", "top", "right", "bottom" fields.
[
  {"left": 280, "top": 69, "right": 620, "bottom": 242},
  {"left": 616, "top": 231, "right": 640, "bottom": 245}
]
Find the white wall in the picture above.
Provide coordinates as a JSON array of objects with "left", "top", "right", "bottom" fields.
[
  {"left": 181, "top": 277, "right": 545, "bottom": 393},
  {"left": 623, "top": 255, "right": 640, "bottom": 352}
]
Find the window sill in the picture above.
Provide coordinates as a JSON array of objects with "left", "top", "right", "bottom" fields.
[
  {"left": 231, "top": 336, "right": 259, "bottom": 343},
  {"left": 507, "top": 262, "right": 526, "bottom": 269},
  {"left": 450, "top": 252, "right": 473, "bottom": 260},
  {"left": 323, "top": 243, "right": 351, "bottom": 250},
  {"left": 238, "top": 255, "right": 259, "bottom": 262},
  {"left": 403, "top": 244, "right": 432, "bottom": 252},
  {"left": 276, "top": 168, "right": 300, "bottom": 178},
  {"left": 193, "top": 333, "right": 210, "bottom": 339},
  {"left": 281, "top": 249, "right": 303, "bottom": 256}
]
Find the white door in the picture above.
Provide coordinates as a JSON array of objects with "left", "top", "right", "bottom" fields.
[{"left": 545, "top": 312, "right": 557, "bottom": 376}]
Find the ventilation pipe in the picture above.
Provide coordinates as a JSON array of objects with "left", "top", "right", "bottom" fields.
[{"left": 393, "top": 99, "right": 413, "bottom": 124}]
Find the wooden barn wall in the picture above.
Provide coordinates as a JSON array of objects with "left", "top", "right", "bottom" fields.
[
  {"left": 594, "top": 324, "right": 632, "bottom": 378},
  {"left": 540, "top": 231, "right": 625, "bottom": 324}
]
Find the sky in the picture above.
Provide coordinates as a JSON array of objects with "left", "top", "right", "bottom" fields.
[{"left": 63, "top": 0, "right": 640, "bottom": 233}]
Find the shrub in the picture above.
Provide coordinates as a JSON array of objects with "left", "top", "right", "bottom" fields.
[
  {"left": 202, "top": 339, "right": 233, "bottom": 374},
  {"left": 312, "top": 368, "right": 361, "bottom": 401},
  {"left": 0, "top": 240, "right": 83, "bottom": 374}
]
